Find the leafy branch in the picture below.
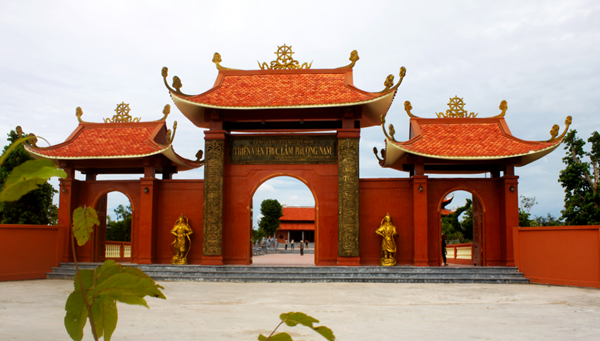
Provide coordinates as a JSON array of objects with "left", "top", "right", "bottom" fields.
[{"left": 259, "top": 312, "right": 335, "bottom": 341}]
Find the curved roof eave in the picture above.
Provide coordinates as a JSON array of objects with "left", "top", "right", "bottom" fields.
[
  {"left": 382, "top": 138, "right": 563, "bottom": 167},
  {"left": 24, "top": 144, "right": 203, "bottom": 172},
  {"left": 171, "top": 89, "right": 396, "bottom": 129}
]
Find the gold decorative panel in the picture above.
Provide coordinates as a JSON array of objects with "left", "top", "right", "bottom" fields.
[
  {"left": 203, "top": 139, "right": 224, "bottom": 256},
  {"left": 229, "top": 135, "right": 337, "bottom": 165},
  {"left": 338, "top": 138, "right": 360, "bottom": 257}
]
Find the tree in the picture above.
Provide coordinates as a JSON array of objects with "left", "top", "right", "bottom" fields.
[
  {"left": 559, "top": 130, "right": 600, "bottom": 225},
  {"left": 106, "top": 204, "right": 132, "bottom": 241},
  {"left": 532, "top": 213, "right": 564, "bottom": 227},
  {"left": 441, "top": 198, "right": 473, "bottom": 243},
  {"left": 258, "top": 199, "right": 283, "bottom": 237},
  {"left": 519, "top": 195, "right": 538, "bottom": 227},
  {"left": 0, "top": 129, "right": 58, "bottom": 224}
]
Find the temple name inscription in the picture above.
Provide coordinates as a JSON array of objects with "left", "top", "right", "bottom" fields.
[{"left": 229, "top": 135, "right": 337, "bottom": 164}]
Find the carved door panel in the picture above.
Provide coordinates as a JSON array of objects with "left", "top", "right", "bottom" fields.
[
  {"left": 94, "top": 194, "right": 107, "bottom": 262},
  {"left": 472, "top": 195, "right": 483, "bottom": 266}
]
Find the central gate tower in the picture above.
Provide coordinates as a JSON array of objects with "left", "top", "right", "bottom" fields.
[{"left": 164, "top": 46, "right": 406, "bottom": 265}]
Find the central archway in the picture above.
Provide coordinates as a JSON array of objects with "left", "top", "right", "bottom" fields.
[{"left": 250, "top": 175, "right": 317, "bottom": 265}]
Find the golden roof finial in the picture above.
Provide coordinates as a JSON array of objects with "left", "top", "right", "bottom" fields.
[
  {"left": 338, "top": 50, "right": 359, "bottom": 68},
  {"left": 258, "top": 44, "right": 312, "bottom": 70},
  {"left": 166, "top": 121, "right": 178, "bottom": 144},
  {"left": 161, "top": 67, "right": 190, "bottom": 97},
  {"left": 546, "top": 116, "right": 573, "bottom": 142},
  {"left": 76, "top": 107, "right": 84, "bottom": 123},
  {"left": 160, "top": 104, "right": 170, "bottom": 121},
  {"left": 212, "top": 52, "right": 236, "bottom": 70},
  {"left": 404, "top": 101, "right": 417, "bottom": 118},
  {"left": 104, "top": 102, "right": 141, "bottom": 123},
  {"left": 379, "top": 67, "right": 407, "bottom": 93},
  {"left": 436, "top": 97, "right": 478, "bottom": 118}
]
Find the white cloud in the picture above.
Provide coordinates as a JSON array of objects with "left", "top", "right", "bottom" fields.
[
  {"left": 290, "top": 195, "right": 298, "bottom": 200},
  {"left": 256, "top": 184, "right": 276, "bottom": 193}
]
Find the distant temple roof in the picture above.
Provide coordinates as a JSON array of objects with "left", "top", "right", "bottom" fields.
[
  {"left": 162, "top": 45, "right": 406, "bottom": 129},
  {"left": 375, "top": 97, "right": 572, "bottom": 172},
  {"left": 25, "top": 103, "right": 202, "bottom": 172},
  {"left": 280, "top": 207, "right": 315, "bottom": 222}
]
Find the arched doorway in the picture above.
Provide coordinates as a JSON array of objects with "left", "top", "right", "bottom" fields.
[
  {"left": 438, "top": 189, "right": 485, "bottom": 266},
  {"left": 92, "top": 191, "right": 134, "bottom": 263},
  {"left": 250, "top": 175, "right": 317, "bottom": 265}
]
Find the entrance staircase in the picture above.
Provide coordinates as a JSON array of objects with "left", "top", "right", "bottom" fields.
[{"left": 47, "top": 263, "right": 529, "bottom": 284}]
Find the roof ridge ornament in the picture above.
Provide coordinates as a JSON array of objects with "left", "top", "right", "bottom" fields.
[
  {"left": 338, "top": 50, "right": 359, "bottom": 68},
  {"left": 161, "top": 67, "right": 190, "bottom": 97},
  {"left": 158, "top": 104, "right": 170, "bottom": 121},
  {"left": 76, "top": 107, "right": 85, "bottom": 123},
  {"left": 436, "top": 97, "right": 478, "bottom": 118},
  {"left": 212, "top": 52, "right": 237, "bottom": 70},
  {"left": 166, "top": 121, "right": 177, "bottom": 144},
  {"left": 104, "top": 102, "right": 141, "bottom": 123},
  {"left": 546, "top": 116, "right": 573, "bottom": 142},
  {"left": 379, "top": 67, "right": 407, "bottom": 93},
  {"left": 258, "top": 44, "right": 313, "bottom": 70}
]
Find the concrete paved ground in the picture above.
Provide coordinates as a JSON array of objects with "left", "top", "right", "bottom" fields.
[
  {"left": 1, "top": 279, "right": 600, "bottom": 340},
  {"left": 252, "top": 253, "right": 315, "bottom": 265}
]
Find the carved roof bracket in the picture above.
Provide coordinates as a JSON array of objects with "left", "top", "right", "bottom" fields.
[{"left": 380, "top": 114, "right": 398, "bottom": 142}]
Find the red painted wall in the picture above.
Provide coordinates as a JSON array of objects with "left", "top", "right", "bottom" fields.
[
  {"left": 58, "top": 174, "right": 518, "bottom": 267},
  {"left": 155, "top": 180, "right": 204, "bottom": 264},
  {"left": 359, "top": 178, "right": 414, "bottom": 265},
  {"left": 513, "top": 226, "right": 600, "bottom": 288},
  {"left": 0, "top": 225, "right": 66, "bottom": 281}
]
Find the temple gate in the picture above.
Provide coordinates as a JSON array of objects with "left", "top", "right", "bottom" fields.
[{"left": 26, "top": 46, "right": 572, "bottom": 267}]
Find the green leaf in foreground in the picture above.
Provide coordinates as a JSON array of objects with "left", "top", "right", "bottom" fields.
[
  {"left": 0, "top": 158, "right": 67, "bottom": 201},
  {"left": 72, "top": 206, "right": 100, "bottom": 246},
  {"left": 65, "top": 260, "right": 166, "bottom": 341},
  {"left": 259, "top": 332, "right": 293, "bottom": 341},
  {"left": 260, "top": 312, "right": 335, "bottom": 341}
]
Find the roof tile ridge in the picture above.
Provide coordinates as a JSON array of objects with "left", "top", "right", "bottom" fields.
[
  {"left": 496, "top": 118, "right": 566, "bottom": 146},
  {"left": 175, "top": 71, "right": 227, "bottom": 100}
]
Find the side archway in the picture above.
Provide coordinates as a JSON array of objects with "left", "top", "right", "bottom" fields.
[{"left": 436, "top": 188, "right": 487, "bottom": 266}]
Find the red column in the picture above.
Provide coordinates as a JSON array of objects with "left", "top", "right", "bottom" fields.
[
  {"left": 58, "top": 166, "right": 77, "bottom": 263},
  {"left": 501, "top": 174, "right": 519, "bottom": 266},
  {"left": 137, "top": 167, "right": 157, "bottom": 264},
  {"left": 412, "top": 175, "right": 429, "bottom": 266}
]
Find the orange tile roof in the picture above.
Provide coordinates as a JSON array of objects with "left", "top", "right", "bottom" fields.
[
  {"left": 278, "top": 223, "right": 315, "bottom": 231},
  {"left": 27, "top": 122, "right": 165, "bottom": 158},
  {"left": 395, "top": 119, "right": 557, "bottom": 158},
  {"left": 179, "top": 70, "right": 386, "bottom": 108},
  {"left": 25, "top": 121, "right": 202, "bottom": 171},
  {"left": 281, "top": 207, "right": 315, "bottom": 221}
]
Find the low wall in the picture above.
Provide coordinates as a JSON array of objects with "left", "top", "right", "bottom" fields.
[
  {"left": 513, "top": 225, "right": 600, "bottom": 289},
  {"left": 446, "top": 243, "right": 473, "bottom": 265},
  {"left": 0, "top": 224, "right": 66, "bottom": 281}
]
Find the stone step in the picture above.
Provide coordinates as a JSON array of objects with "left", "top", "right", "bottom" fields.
[
  {"left": 52, "top": 263, "right": 523, "bottom": 273},
  {"left": 47, "top": 263, "right": 529, "bottom": 284}
]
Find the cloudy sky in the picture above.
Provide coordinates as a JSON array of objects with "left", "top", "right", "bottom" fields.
[{"left": 1, "top": 1, "right": 599, "bottom": 222}]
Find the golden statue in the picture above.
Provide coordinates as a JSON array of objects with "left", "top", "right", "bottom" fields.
[
  {"left": 170, "top": 214, "right": 193, "bottom": 265},
  {"left": 376, "top": 213, "right": 399, "bottom": 266}
]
